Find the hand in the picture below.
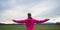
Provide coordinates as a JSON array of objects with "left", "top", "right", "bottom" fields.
[
  {"left": 12, "top": 19, "right": 15, "bottom": 21},
  {"left": 45, "top": 19, "right": 50, "bottom": 21}
]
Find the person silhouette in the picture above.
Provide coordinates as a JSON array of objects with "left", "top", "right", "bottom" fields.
[{"left": 13, "top": 13, "right": 49, "bottom": 30}]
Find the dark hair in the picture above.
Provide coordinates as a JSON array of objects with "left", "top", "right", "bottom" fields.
[{"left": 28, "top": 13, "right": 31, "bottom": 17}]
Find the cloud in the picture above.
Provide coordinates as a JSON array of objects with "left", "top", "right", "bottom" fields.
[
  {"left": 0, "top": 0, "right": 60, "bottom": 24},
  {"left": 32, "top": 0, "right": 60, "bottom": 18}
]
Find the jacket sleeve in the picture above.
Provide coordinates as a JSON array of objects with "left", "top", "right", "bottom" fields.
[
  {"left": 13, "top": 19, "right": 26, "bottom": 23},
  {"left": 34, "top": 19, "right": 48, "bottom": 24}
]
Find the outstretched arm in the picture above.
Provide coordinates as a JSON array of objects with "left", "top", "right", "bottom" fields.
[
  {"left": 34, "top": 19, "right": 49, "bottom": 24},
  {"left": 13, "top": 19, "right": 26, "bottom": 23}
]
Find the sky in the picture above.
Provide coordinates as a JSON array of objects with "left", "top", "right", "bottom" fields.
[{"left": 0, "top": 0, "right": 60, "bottom": 24}]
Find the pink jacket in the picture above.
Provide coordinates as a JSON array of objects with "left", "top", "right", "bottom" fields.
[{"left": 13, "top": 17, "right": 48, "bottom": 30}]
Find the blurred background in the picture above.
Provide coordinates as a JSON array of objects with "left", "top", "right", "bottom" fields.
[
  {"left": 0, "top": 0, "right": 60, "bottom": 30},
  {"left": 0, "top": 0, "right": 60, "bottom": 24}
]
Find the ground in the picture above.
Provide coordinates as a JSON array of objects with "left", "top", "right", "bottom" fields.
[{"left": 0, "top": 24, "right": 60, "bottom": 30}]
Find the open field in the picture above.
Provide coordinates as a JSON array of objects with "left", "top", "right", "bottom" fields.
[{"left": 0, "top": 24, "right": 60, "bottom": 30}]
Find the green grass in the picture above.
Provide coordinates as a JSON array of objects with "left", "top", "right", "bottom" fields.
[{"left": 0, "top": 24, "right": 60, "bottom": 30}]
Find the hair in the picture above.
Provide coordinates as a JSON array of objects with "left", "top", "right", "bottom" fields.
[{"left": 28, "top": 13, "right": 31, "bottom": 17}]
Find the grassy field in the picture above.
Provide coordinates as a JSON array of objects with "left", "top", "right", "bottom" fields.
[{"left": 0, "top": 24, "right": 60, "bottom": 30}]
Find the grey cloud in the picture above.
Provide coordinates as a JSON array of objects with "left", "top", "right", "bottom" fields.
[
  {"left": 0, "top": 0, "right": 16, "bottom": 10},
  {"left": 0, "top": 0, "right": 60, "bottom": 23},
  {"left": 34, "top": 0, "right": 60, "bottom": 18}
]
